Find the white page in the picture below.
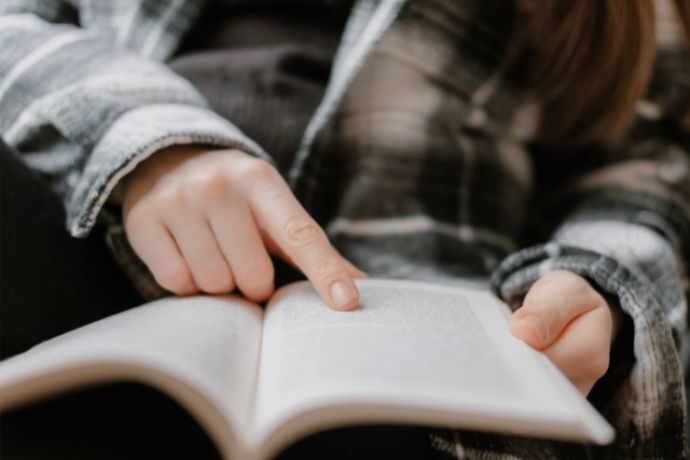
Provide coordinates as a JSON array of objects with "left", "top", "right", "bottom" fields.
[
  {"left": 251, "top": 279, "right": 613, "bottom": 455},
  {"left": 0, "top": 296, "right": 263, "bottom": 460}
]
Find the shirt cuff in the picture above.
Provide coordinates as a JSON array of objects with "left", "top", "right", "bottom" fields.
[{"left": 67, "top": 103, "right": 272, "bottom": 237}]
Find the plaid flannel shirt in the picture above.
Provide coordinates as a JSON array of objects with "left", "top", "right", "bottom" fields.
[{"left": 0, "top": 0, "right": 688, "bottom": 458}]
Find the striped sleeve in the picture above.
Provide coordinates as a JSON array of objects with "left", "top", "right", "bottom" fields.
[
  {"left": 492, "top": 139, "right": 689, "bottom": 343},
  {"left": 0, "top": 1, "right": 271, "bottom": 237}
]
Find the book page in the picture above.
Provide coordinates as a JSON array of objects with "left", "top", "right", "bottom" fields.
[
  {"left": 0, "top": 296, "right": 263, "bottom": 460},
  {"left": 251, "top": 279, "right": 613, "bottom": 457}
]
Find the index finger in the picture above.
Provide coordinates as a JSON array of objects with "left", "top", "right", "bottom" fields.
[{"left": 248, "top": 171, "right": 360, "bottom": 311}]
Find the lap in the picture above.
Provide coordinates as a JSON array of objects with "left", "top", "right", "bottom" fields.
[{"left": 0, "top": 140, "right": 143, "bottom": 358}]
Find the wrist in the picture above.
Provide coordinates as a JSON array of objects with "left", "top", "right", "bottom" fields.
[{"left": 112, "top": 144, "right": 223, "bottom": 207}]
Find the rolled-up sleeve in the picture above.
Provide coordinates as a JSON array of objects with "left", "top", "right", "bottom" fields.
[{"left": 0, "top": 2, "right": 272, "bottom": 237}]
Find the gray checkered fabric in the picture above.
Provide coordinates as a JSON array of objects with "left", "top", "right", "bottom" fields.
[{"left": 1, "top": 0, "right": 688, "bottom": 458}]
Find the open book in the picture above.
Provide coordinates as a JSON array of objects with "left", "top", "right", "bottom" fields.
[{"left": 0, "top": 279, "right": 614, "bottom": 459}]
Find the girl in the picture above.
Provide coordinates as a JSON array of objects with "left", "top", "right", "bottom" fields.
[{"left": 0, "top": 0, "right": 688, "bottom": 458}]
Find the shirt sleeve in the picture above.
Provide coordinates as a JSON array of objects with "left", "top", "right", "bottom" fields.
[
  {"left": 490, "top": 129, "right": 689, "bottom": 455},
  {"left": 0, "top": 1, "right": 273, "bottom": 237},
  {"left": 491, "top": 139, "right": 689, "bottom": 342}
]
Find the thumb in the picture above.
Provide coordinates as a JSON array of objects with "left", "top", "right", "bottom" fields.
[
  {"left": 510, "top": 311, "right": 550, "bottom": 349},
  {"left": 509, "top": 271, "right": 603, "bottom": 349}
]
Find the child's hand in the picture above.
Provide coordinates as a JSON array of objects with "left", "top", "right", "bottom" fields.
[
  {"left": 509, "top": 270, "right": 619, "bottom": 395},
  {"left": 119, "top": 146, "right": 364, "bottom": 309}
]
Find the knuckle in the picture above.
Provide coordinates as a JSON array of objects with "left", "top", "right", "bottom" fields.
[
  {"left": 187, "top": 171, "right": 228, "bottom": 204},
  {"left": 157, "top": 185, "right": 186, "bottom": 209},
  {"left": 244, "top": 162, "right": 283, "bottom": 198},
  {"left": 314, "top": 258, "right": 343, "bottom": 280},
  {"left": 238, "top": 159, "right": 278, "bottom": 185},
  {"left": 246, "top": 159, "right": 277, "bottom": 180},
  {"left": 283, "top": 216, "right": 325, "bottom": 249},
  {"left": 124, "top": 202, "right": 151, "bottom": 229},
  {"left": 197, "top": 171, "right": 228, "bottom": 201}
]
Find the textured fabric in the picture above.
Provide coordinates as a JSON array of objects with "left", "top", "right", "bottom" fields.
[
  {"left": 0, "top": 0, "right": 689, "bottom": 459},
  {"left": 294, "top": 0, "right": 690, "bottom": 458},
  {"left": 107, "top": 0, "right": 352, "bottom": 298},
  {"left": 169, "top": 0, "right": 352, "bottom": 174},
  {"left": 0, "top": 0, "right": 271, "bottom": 237}
]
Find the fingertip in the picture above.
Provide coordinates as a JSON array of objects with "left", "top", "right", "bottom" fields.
[
  {"left": 335, "top": 298, "right": 359, "bottom": 311},
  {"left": 328, "top": 279, "right": 359, "bottom": 311},
  {"left": 242, "top": 283, "right": 275, "bottom": 304}
]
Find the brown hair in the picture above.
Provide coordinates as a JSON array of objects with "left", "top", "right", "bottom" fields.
[{"left": 521, "top": 0, "right": 690, "bottom": 147}]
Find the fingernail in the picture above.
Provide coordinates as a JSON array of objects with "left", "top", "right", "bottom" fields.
[
  {"left": 330, "top": 280, "right": 356, "bottom": 310},
  {"left": 518, "top": 315, "right": 548, "bottom": 345}
]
